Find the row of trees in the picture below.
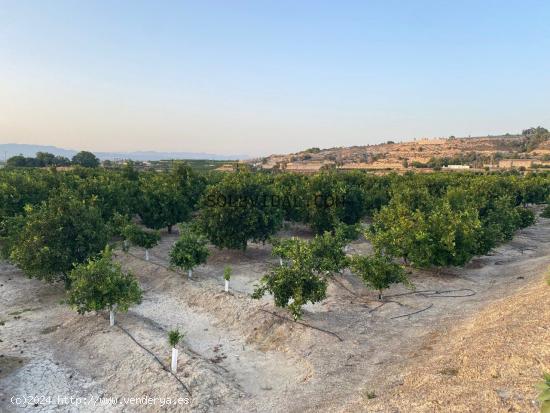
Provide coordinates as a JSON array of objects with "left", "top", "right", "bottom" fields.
[
  {"left": 368, "top": 175, "right": 543, "bottom": 267},
  {"left": 0, "top": 164, "right": 549, "bottom": 320},
  {"left": 6, "top": 150, "right": 100, "bottom": 168},
  {"left": 252, "top": 226, "right": 411, "bottom": 319},
  {"left": 2, "top": 167, "right": 549, "bottom": 281}
]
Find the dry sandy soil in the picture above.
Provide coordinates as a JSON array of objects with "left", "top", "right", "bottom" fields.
[{"left": 1, "top": 213, "right": 549, "bottom": 412}]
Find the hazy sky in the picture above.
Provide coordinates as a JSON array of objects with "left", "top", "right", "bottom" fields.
[{"left": 1, "top": 1, "right": 549, "bottom": 157}]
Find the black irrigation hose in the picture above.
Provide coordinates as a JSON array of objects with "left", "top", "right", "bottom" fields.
[
  {"left": 390, "top": 303, "right": 434, "bottom": 320},
  {"left": 384, "top": 288, "right": 476, "bottom": 299},
  {"left": 115, "top": 322, "right": 192, "bottom": 397},
  {"left": 258, "top": 308, "right": 344, "bottom": 342}
]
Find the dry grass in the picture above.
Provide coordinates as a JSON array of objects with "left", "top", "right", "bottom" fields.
[{"left": 357, "top": 274, "right": 550, "bottom": 413}]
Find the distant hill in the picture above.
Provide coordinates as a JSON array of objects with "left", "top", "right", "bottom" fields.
[
  {"left": 0, "top": 144, "right": 245, "bottom": 161},
  {"left": 251, "top": 131, "right": 550, "bottom": 171}
]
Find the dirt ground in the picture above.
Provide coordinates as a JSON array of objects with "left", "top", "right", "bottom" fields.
[{"left": 1, "top": 212, "right": 549, "bottom": 412}]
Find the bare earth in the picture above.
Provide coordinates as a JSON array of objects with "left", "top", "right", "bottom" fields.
[{"left": 1, "top": 213, "right": 549, "bottom": 412}]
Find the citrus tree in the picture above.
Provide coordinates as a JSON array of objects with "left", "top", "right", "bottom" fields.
[
  {"left": 169, "top": 225, "right": 209, "bottom": 278},
  {"left": 168, "top": 329, "right": 184, "bottom": 372},
  {"left": 223, "top": 265, "right": 232, "bottom": 292},
  {"left": 349, "top": 254, "right": 410, "bottom": 300},
  {"left": 122, "top": 224, "right": 160, "bottom": 261},
  {"left": 9, "top": 190, "right": 109, "bottom": 287},
  {"left": 198, "top": 171, "right": 283, "bottom": 250},
  {"left": 66, "top": 248, "right": 142, "bottom": 326},
  {"left": 138, "top": 173, "right": 191, "bottom": 233},
  {"left": 254, "top": 232, "right": 347, "bottom": 320}
]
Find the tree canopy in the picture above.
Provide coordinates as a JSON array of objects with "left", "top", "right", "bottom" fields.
[
  {"left": 199, "top": 171, "right": 283, "bottom": 250},
  {"left": 66, "top": 247, "right": 142, "bottom": 314},
  {"left": 9, "top": 190, "right": 109, "bottom": 285},
  {"left": 72, "top": 151, "right": 100, "bottom": 168},
  {"left": 169, "top": 225, "right": 210, "bottom": 272},
  {"left": 350, "top": 254, "right": 409, "bottom": 299}
]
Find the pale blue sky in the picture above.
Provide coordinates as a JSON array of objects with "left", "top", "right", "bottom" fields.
[{"left": 1, "top": 1, "right": 549, "bottom": 156}]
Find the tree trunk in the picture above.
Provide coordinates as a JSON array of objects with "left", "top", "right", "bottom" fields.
[
  {"left": 145, "top": 249, "right": 149, "bottom": 261},
  {"left": 110, "top": 308, "right": 115, "bottom": 326},
  {"left": 225, "top": 279, "right": 229, "bottom": 292},
  {"left": 168, "top": 225, "right": 172, "bottom": 234},
  {"left": 188, "top": 269, "right": 192, "bottom": 279},
  {"left": 62, "top": 272, "right": 71, "bottom": 289},
  {"left": 378, "top": 290, "right": 383, "bottom": 300},
  {"left": 279, "top": 257, "right": 283, "bottom": 266},
  {"left": 171, "top": 347, "right": 178, "bottom": 372}
]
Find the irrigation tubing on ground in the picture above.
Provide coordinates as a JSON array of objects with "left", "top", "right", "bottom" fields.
[
  {"left": 390, "top": 303, "right": 434, "bottom": 319},
  {"left": 258, "top": 308, "right": 344, "bottom": 342},
  {"left": 384, "top": 288, "right": 476, "bottom": 298},
  {"left": 115, "top": 322, "right": 192, "bottom": 396}
]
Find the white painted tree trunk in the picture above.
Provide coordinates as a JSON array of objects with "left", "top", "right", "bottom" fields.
[
  {"left": 145, "top": 249, "right": 149, "bottom": 261},
  {"left": 109, "top": 309, "right": 115, "bottom": 326},
  {"left": 225, "top": 279, "right": 229, "bottom": 292},
  {"left": 123, "top": 240, "right": 128, "bottom": 250},
  {"left": 171, "top": 347, "right": 178, "bottom": 372},
  {"left": 279, "top": 257, "right": 283, "bottom": 266},
  {"left": 188, "top": 269, "right": 192, "bottom": 279}
]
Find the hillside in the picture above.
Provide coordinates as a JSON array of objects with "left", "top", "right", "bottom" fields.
[{"left": 253, "top": 130, "right": 550, "bottom": 172}]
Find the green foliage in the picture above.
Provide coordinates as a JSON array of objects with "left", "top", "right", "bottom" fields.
[
  {"left": 541, "top": 204, "right": 550, "bottom": 218},
  {"left": 169, "top": 226, "right": 209, "bottom": 271},
  {"left": 74, "top": 171, "right": 139, "bottom": 221},
  {"left": 122, "top": 224, "right": 160, "bottom": 250},
  {"left": 6, "top": 152, "right": 71, "bottom": 168},
  {"left": 273, "top": 173, "right": 310, "bottom": 223},
  {"left": 334, "top": 222, "right": 362, "bottom": 242},
  {"left": 223, "top": 266, "right": 232, "bottom": 281},
  {"left": 138, "top": 173, "right": 191, "bottom": 233},
  {"left": 536, "top": 372, "right": 550, "bottom": 413},
  {"left": 310, "top": 230, "right": 348, "bottom": 274},
  {"left": 0, "top": 169, "right": 59, "bottom": 218},
  {"left": 171, "top": 162, "right": 206, "bottom": 210},
  {"left": 254, "top": 231, "right": 347, "bottom": 320},
  {"left": 199, "top": 171, "right": 283, "bottom": 250},
  {"left": 9, "top": 190, "right": 109, "bottom": 285},
  {"left": 369, "top": 175, "right": 540, "bottom": 268},
  {"left": 72, "top": 151, "right": 100, "bottom": 168},
  {"left": 168, "top": 329, "right": 184, "bottom": 348},
  {"left": 515, "top": 206, "right": 535, "bottom": 228},
  {"left": 109, "top": 212, "right": 131, "bottom": 238},
  {"left": 0, "top": 215, "right": 25, "bottom": 259},
  {"left": 307, "top": 172, "right": 347, "bottom": 234},
  {"left": 66, "top": 248, "right": 142, "bottom": 314},
  {"left": 306, "top": 171, "right": 385, "bottom": 234},
  {"left": 350, "top": 254, "right": 409, "bottom": 299},
  {"left": 252, "top": 261, "right": 327, "bottom": 321}
]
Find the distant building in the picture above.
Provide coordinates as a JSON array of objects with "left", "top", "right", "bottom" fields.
[
  {"left": 443, "top": 164, "right": 470, "bottom": 170},
  {"left": 498, "top": 159, "right": 533, "bottom": 169}
]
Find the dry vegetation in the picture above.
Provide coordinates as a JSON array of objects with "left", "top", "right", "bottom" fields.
[{"left": 255, "top": 133, "right": 550, "bottom": 171}]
